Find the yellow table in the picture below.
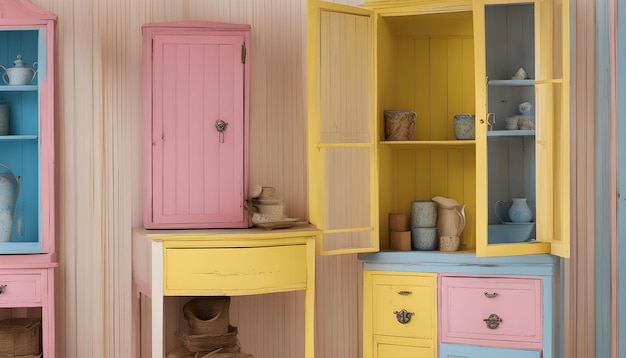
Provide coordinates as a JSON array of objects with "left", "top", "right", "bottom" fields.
[{"left": 133, "top": 226, "right": 319, "bottom": 357}]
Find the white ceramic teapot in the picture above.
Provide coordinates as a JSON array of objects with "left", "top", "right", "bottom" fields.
[{"left": 0, "top": 55, "right": 37, "bottom": 86}]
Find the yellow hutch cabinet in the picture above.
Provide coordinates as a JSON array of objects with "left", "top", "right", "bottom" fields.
[{"left": 308, "top": 0, "right": 569, "bottom": 356}]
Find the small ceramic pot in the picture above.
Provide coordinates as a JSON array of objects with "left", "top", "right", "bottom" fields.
[
  {"left": 256, "top": 203, "right": 284, "bottom": 215},
  {"left": 384, "top": 110, "right": 416, "bottom": 141},
  {"left": 258, "top": 186, "right": 275, "bottom": 199},
  {"left": 518, "top": 101, "right": 532, "bottom": 114},
  {"left": 504, "top": 116, "right": 518, "bottom": 130},
  {"left": 439, "top": 235, "right": 460, "bottom": 252},
  {"left": 388, "top": 213, "right": 408, "bottom": 231},
  {"left": 410, "top": 200, "right": 437, "bottom": 228},
  {"left": 453, "top": 114, "right": 475, "bottom": 140},
  {"left": 411, "top": 228, "right": 438, "bottom": 251},
  {"left": 389, "top": 231, "right": 411, "bottom": 251}
]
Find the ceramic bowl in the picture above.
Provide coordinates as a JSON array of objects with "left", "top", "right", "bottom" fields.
[
  {"left": 411, "top": 228, "right": 438, "bottom": 251},
  {"left": 488, "top": 223, "right": 535, "bottom": 243}
]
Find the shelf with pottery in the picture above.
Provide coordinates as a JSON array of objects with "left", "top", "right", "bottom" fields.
[
  {"left": 379, "top": 140, "right": 475, "bottom": 148},
  {"left": 487, "top": 79, "right": 534, "bottom": 87},
  {"left": 0, "top": 85, "right": 37, "bottom": 91}
]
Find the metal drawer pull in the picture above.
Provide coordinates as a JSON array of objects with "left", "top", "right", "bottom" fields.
[
  {"left": 0, "top": 284, "right": 6, "bottom": 294},
  {"left": 483, "top": 313, "right": 502, "bottom": 329},
  {"left": 397, "top": 291, "right": 412, "bottom": 296},
  {"left": 483, "top": 292, "right": 498, "bottom": 298},
  {"left": 393, "top": 309, "right": 414, "bottom": 324}
]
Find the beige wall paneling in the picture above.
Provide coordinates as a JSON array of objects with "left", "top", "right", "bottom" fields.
[
  {"left": 564, "top": 0, "right": 596, "bottom": 357},
  {"left": 34, "top": 0, "right": 602, "bottom": 357},
  {"left": 42, "top": 0, "right": 363, "bottom": 357}
]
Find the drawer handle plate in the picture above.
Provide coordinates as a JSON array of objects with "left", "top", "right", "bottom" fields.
[
  {"left": 393, "top": 309, "right": 414, "bottom": 324},
  {"left": 484, "top": 292, "right": 498, "bottom": 298},
  {"left": 397, "top": 291, "right": 412, "bottom": 296},
  {"left": 0, "top": 284, "right": 6, "bottom": 294},
  {"left": 483, "top": 313, "right": 502, "bottom": 329}
]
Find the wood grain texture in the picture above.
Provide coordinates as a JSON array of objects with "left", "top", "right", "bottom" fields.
[
  {"left": 20, "top": 0, "right": 593, "bottom": 357},
  {"left": 28, "top": 0, "right": 362, "bottom": 357},
  {"left": 563, "top": 0, "right": 596, "bottom": 357}
]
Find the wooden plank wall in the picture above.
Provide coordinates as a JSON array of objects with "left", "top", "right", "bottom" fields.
[
  {"left": 564, "top": 0, "right": 597, "bottom": 357},
  {"left": 22, "top": 0, "right": 598, "bottom": 357},
  {"left": 25, "top": 0, "right": 363, "bottom": 357}
]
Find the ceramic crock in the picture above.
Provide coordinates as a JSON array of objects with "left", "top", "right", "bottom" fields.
[{"left": 0, "top": 163, "right": 19, "bottom": 242}]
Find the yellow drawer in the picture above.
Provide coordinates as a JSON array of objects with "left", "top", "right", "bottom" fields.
[
  {"left": 372, "top": 273, "right": 436, "bottom": 339},
  {"left": 374, "top": 335, "right": 434, "bottom": 358},
  {"left": 164, "top": 245, "right": 307, "bottom": 295}
]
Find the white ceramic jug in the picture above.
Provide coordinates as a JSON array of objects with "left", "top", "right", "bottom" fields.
[
  {"left": 0, "top": 163, "right": 19, "bottom": 242},
  {"left": 432, "top": 196, "right": 466, "bottom": 237}
]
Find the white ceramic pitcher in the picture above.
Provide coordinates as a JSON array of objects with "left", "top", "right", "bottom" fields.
[
  {"left": 432, "top": 196, "right": 466, "bottom": 237},
  {"left": 0, "top": 163, "right": 19, "bottom": 242}
]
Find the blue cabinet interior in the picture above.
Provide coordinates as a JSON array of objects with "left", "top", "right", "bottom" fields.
[
  {"left": 0, "top": 29, "right": 44, "bottom": 253},
  {"left": 484, "top": 4, "right": 537, "bottom": 245}
]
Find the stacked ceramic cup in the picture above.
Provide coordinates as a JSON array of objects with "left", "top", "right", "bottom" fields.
[
  {"left": 388, "top": 213, "right": 411, "bottom": 251},
  {"left": 410, "top": 200, "right": 438, "bottom": 250}
]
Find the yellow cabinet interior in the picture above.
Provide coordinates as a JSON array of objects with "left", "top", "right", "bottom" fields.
[{"left": 308, "top": 0, "right": 570, "bottom": 257}]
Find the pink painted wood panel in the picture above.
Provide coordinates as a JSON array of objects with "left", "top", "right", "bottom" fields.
[
  {"left": 0, "top": 273, "right": 42, "bottom": 305},
  {"left": 143, "top": 23, "right": 250, "bottom": 228},
  {"left": 440, "top": 276, "right": 542, "bottom": 350}
]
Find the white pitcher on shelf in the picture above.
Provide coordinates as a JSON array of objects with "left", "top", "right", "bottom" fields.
[
  {"left": 0, "top": 163, "right": 19, "bottom": 242},
  {"left": 432, "top": 196, "right": 466, "bottom": 237}
]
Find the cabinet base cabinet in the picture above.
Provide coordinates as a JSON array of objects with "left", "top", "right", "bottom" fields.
[
  {"left": 439, "top": 343, "right": 541, "bottom": 358},
  {"left": 133, "top": 227, "right": 318, "bottom": 358}
]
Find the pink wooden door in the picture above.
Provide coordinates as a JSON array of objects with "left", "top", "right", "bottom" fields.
[{"left": 150, "top": 32, "right": 247, "bottom": 228}]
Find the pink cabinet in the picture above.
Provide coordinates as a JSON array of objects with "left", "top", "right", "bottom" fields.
[
  {"left": 0, "top": 1, "right": 57, "bottom": 358},
  {"left": 142, "top": 21, "right": 250, "bottom": 229},
  {"left": 440, "top": 275, "right": 542, "bottom": 350}
]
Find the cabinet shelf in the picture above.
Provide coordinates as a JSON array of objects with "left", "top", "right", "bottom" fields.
[
  {"left": 0, "top": 135, "right": 38, "bottom": 141},
  {"left": 0, "top": 242, "right": 41, "bottom": 255},
  {"left": 487, "top": 130, "right": 535, "bottom": 137},
  {"left": 0, "top": 85, "right": 37, "bottom": 92},
  {"left": 379, "top": 140, "right": 475, "bottom": 148},
  {"left": 487, "top": 79, "right": 534, "bottom": 86}
]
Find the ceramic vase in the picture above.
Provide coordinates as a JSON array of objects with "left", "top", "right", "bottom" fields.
[
  {"left": 508, "top": 197, "right": 533, "bottom": 223},
  {"left": 0, "top": 164, "right": 19, "bottom": 242},
  {"left": 453, "top": 114, "right": 475, "bottom": 140},
  {"left": 384, "top": 110, "right": 416, "bottom": 141},
  {"left": 0, "top": 101, "right": 8, "bottom": 135},
  {"left": 410, "top": 200, "right": 437, "bottom": 228}
]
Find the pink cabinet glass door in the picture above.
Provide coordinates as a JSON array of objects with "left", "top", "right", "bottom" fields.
[{"left": 145, "top": 27, "right": 249, "bottom": 228}]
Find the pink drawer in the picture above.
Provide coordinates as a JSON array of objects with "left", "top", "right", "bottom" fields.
[
  {"left": 440, "top": 276, "right": 542, "bottom": 349},
  {"left": 0, "top": 274, "right": 42, "bottom": 305}
]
